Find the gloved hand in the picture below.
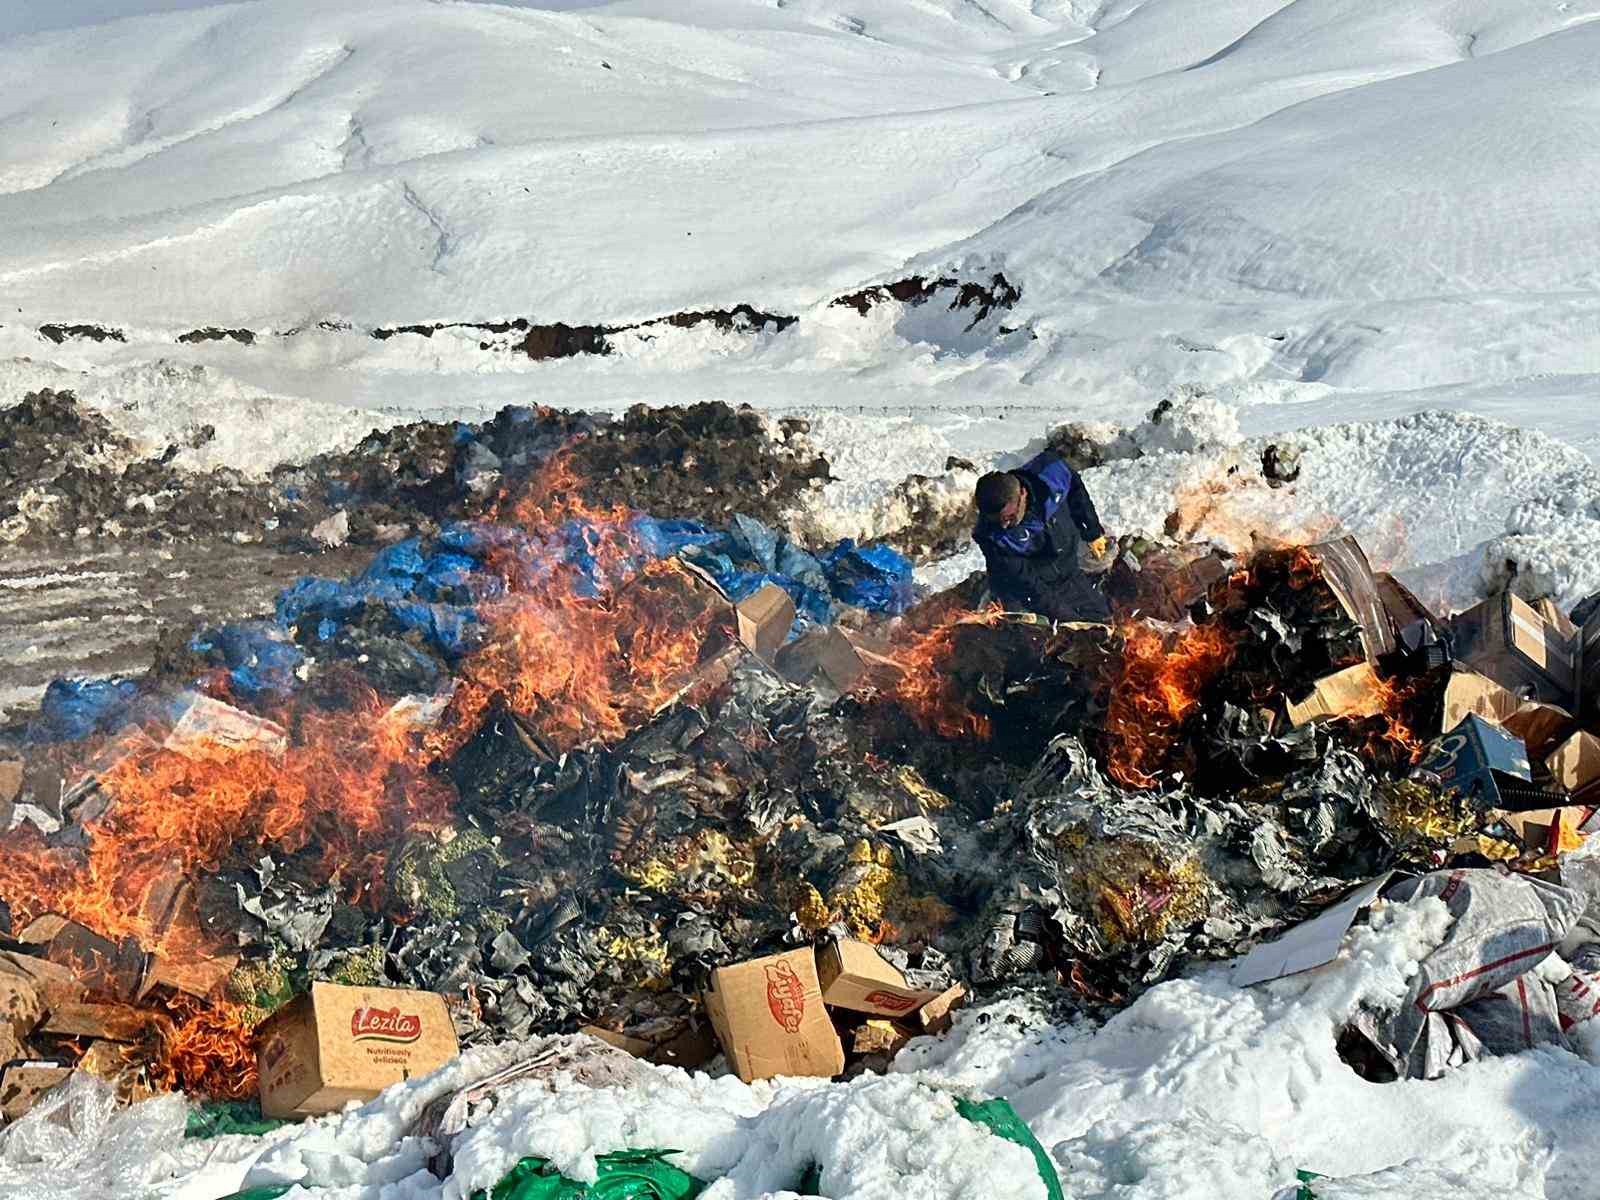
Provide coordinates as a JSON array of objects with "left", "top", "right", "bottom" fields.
[{"left": 1089, "top": 536, "right": 1110, "bottom": 558}]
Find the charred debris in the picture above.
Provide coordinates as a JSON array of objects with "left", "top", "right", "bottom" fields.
[{"left": 6, "top": 399, "right": 1600, "bottom": 1109}]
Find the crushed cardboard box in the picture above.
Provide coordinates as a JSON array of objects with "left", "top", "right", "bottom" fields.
[
  {"left": 0, "top": 1063, "right": 72, "bottom": 1124},
  {"left": 816, "top": 938, "right": 945, "bottom": 1018},
  {"left": 15, "top": 914, "right": 146, "bottom": 1002},
  {"left": 1233, "top": 873, "right": 1398, "bottom": 986},
  {"left": 256, "top": 982, "right": 460, "bottom": 1119},
  {"left": 579, "top": 1019, "right": 717, "bottom": 1070},
  {"left": 165, "top": 693, "right": 288, "bottom": 759},
  {"left": 703, "top": 948, "right": 845, "bottom": 1083},
  {"left": 776, "top": 627, "right": 866, "bottom": 697}
]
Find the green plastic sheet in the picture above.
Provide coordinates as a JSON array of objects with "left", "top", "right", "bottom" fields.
[
  {"left": 185, "top": 1099, "right": 293, "bottom": 1139},
  {"left": 951, "top": 1097, "right": 1064, "bottom": 1200},
  {"left": 478, "top": 1150, "right": 706, "bottom": 1200},
  {"left": 213, "top": 1188, "right": 293, "bottom": 1200},
  {"left": 797, "top": 1094, "right": 1063, "bottom": 1198}
]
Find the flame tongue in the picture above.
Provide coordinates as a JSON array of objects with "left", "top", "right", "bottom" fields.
[{"left": 1104, "top": 622, "right": 1237, "bottom": 789}]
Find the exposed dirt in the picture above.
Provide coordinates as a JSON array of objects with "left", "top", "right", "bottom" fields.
[
  {"left": 177, "top": 327, "right": 256, "bottom": 345},
  {"left": 38, "top": 323, "right": 125, "bottom": 345},
  {"left": 831, "top": 272, "right": 1021, "bottom": 328}
]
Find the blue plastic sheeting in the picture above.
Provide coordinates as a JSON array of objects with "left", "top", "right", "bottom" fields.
[
  {"left": 631, "top": 516, "right": 730, "bottom": 560},
  {"left": 679, "top": 547, "right": 833, "bottom": 628},
  {"left": 28, "top": 677, "right": 141, "bottom": 742},
  {"left": 188, "top": 622, "right": 305, "bottom": 697},
  {"left": 821, "top": 540, "right": 914, "bottom": 614},
  {"left": 362, "top": 538, "right": 427, "bottom": 584},
  {"left": 386, "top": 601, "right": 481, "bottom": 657}
]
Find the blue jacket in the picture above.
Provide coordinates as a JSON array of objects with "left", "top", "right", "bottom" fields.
[{"left": 972, "top": 451, "right": 1106, "bottom": 620}]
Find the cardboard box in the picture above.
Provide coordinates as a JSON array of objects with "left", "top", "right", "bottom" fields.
[
  {"left": 734, "top": 584, "right": 795, "bottom": 666},
  {"left": 775, "top": 627, "right": 866, "bottom": 697},
  {"left": 15, "top": 914, "right": 146, "bottom": 1001},
  {"left": 815, "top": 938, "right": 945, "bottom": 1018},
  {"left": 1285, "top": 662, "right": 1384, "bottom": 727},
  {"left": 0, "top": 1063, "right": 72, "bottom": 1123},
  {"left": 911, "top": 984, "right": 967, "bottom": 1035},
  {"left": 1233, "top": 873, "right": 1398, "bottom": 986},
  {"left": 1441, "top": 669, "right": 1575, "bottom": 756},
  {"left": 1451, "top": 592, "right": 1578, "bottom": 705},
  {"left": 165, "top": 693, "right": 288, "bottom": 758},
  {"left": 1548, "top": 731, "right": 1600, "bottom": 801},
  {"left": 256, "top": 982, "right": 460, "bottom": 1119},
  {"left": 1416, "top": 713, "right": 1534, "bottom": 811},
  {"left": 1305, "top": 538, "right": 1396, "bottom": 662},
  {"left": 702, "top": 948, "right": 844, "bottom": 1083}
]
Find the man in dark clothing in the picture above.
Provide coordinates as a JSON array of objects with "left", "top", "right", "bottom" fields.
[{"left": 972, "top": 450, "right": 1112, "bottom": 623}]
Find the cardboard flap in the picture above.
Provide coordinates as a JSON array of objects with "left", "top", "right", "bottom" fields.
[
  {"left": 1307, "top": 538, "right": 1395, "bottom": 661},
  {"left": 1232, "top": 873, "right": 1396, "bottom": 986},
  {"left": 1286, "top": 663, "right": 1383, "bottom": 727}
]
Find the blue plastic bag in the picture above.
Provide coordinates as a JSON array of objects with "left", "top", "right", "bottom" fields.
[
  {"left": 728, "top": 514, "right": 779, "bottom": 571},
  {"left": 28, "top": 677, "right": 140, "bottom": 742},
  {"left": 822, "top": 540, "right": 914, "bottom": 614},
  {"left": 631, "top": 516, "right": 728, "bottom": 559},
  {"left": 190, "top": 623, "right": 305, "bottom": 696}
]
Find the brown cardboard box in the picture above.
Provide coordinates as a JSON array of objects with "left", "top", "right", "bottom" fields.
[
  {"left": 1285, "top": 663, "right": 1384, "bottom": 727},
  {"left": 815, "top": 938, "right": 944, "bottom": 1018},
  {"left": 702, "top": 948, "right": 844, "bottom": 1083},
  {"left": 1548, "top": 731, "right": 1600, "bottom": 801},
  {"left": 15, "top": 914, "right": 146, "bottom": 1001},
  {"left": 1451, "top": 592, "right": 1578, "bottom": 705},
  {"left": 735, "top": 584, "right": 795, "bottom": 666},
  {"left": 775, "top": 627, "right": 866, "bottom": 696},
  {"left": 1441, "top": 669, "right": 1575, "bottom": 756},
  {"left": 1305, "top": 538, "right": 1396, "bottom": 662},
  {"left": 256, "top": 982, "right": 460, "bottom": 1119},
  {"left": 0, "top": 1063, "right": 72, "bottom": 1123}
]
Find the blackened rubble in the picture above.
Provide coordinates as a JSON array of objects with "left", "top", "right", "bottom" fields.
[
  {"left": 11, "top": 391, "right": 1600, "bottom": 1106},
  {"left": 0, "top": 391, "right": 831, "bottom": 547}
]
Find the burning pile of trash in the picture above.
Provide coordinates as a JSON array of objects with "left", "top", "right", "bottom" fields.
[{"left": 7, "top": 405, "right": 1600, "bottom": 1126}]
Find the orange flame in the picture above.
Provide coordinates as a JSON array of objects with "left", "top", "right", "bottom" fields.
[
  {"left": 432, "top": 452, "right": 725, "bottom": 757},
  {"left": 151, "top": 993, "right": 260, "bottom": 1101},
  {"left": 0, "top": 687, "right": 454, "bottom": 943},
  {"left": 878, "top": 606, "right": 1004, "bottom": 739},
  {"left": 1104, "top": 622, "right": 1236, "bottom": 788}
]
